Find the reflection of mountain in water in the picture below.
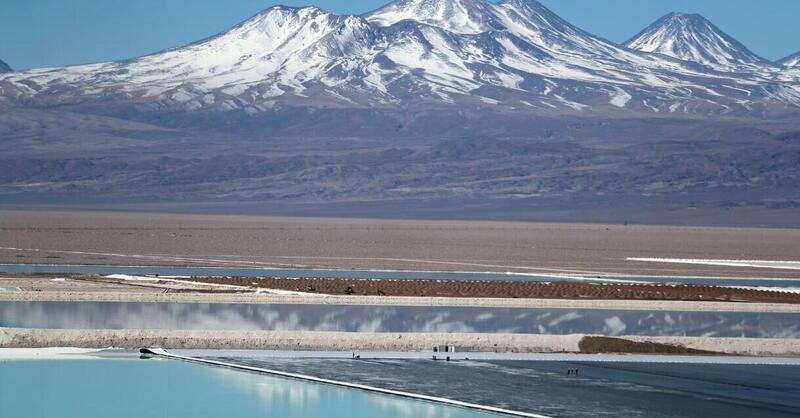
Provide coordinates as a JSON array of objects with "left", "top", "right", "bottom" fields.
[
  {"left": 210, "top": 366, "right": 466, "bottom": 418},
  {"left": 1, "top": 301, "right": 797, "bottom": 338}
]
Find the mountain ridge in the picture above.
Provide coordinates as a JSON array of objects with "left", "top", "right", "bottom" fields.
[
  {"left": 625, "top": 12, "right": 772, "bottom": 72},
  {"left": 0, "top": 59, "right": 11, "bottom": 73},
  {"left": 1, "top": 0, "right": 800, "bottom": 221},
  {"left": 781, "top": 51, "right": 800, "bottom": 68},
  {"left": 0, "top": 0, "right": 798, "bottom": 118}
]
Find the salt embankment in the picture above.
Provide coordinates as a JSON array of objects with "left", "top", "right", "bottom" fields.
[{"left": 2, "top": 328, "right": 798, "bottom": 356}]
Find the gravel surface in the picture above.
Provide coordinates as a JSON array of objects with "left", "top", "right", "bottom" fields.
[
  {"left": 188, "top": 276, "right": 800, "bottom": 304},
  {"left": 2, "top": 328, "right": 798, "bottom": 356},
  {"left": 2, "top": 281, "right": 799, "bottom": 313}
]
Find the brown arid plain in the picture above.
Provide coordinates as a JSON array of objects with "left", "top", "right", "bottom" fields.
[{"left": 1, "top": 209, "right": 799, "bottom": 278}]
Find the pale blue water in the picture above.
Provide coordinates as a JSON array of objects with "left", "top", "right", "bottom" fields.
[
  {"left": 2, "top": 263, "right": 798, "bottom": 287},
  {"left": 0, "top": 358, "right": 496, "bottom": 418}
]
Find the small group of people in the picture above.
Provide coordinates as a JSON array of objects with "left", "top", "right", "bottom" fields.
[{"left": 567, "top": 368, "right": 579, "bottom": 375}]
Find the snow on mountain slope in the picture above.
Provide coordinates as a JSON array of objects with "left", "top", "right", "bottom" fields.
[
  {"left": 781, "top": 51, "right": 800, "bottom": 68},
  {"left": 493, "top": 0, "right": 627, "bottom": 58},
  {"left": 0, "top": 0, "right": 797, "bottom": 116},
  {"left": 365, "top": 0, "right": 794, "bottom": 112},
  {"left": 365, "top": 0, "right": 785, "bottom": 111},
  {"left": 490, "top": 1, "right": 709, "bottom": 86},
  {"left": 370, "top": 0, "right": 687, "bottom": 75},
  {"left": 625, "top": 12, "right": 771, "bottom": 72},
  {"left": 6, "top": 7, "right": 350, "bottom": 89},
  {"left": 365, "top": 0, "right": 499, "bottom": 34},
  {"left": 0, "top": 59, "right": 11, "bottom": 73},
  {"left": 0, "top": 7, "right": 386, "bottom": 108}
]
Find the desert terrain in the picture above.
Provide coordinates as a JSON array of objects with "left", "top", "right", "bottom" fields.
[
  {"left": 1, "top": 209, "right": 799, "bottom": 278},
  {"left": 3, "top": 209, "right": 798, "bottom": 355},
  {"left": 5, "top": 274, "right": 800, "bottom": 305},
  {"left": 184, "top": 276, "right": 800, "bottom": 303}
]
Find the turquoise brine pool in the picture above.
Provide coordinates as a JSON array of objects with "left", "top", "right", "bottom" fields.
[{"left": 0, "top": 358, "right": 499, "bottom": 418}]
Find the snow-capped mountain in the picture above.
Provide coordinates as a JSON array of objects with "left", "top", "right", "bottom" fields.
[
  {"left": 0, "top": 59, "right": 11, "bottom": 73},
  {"left": 781, "top": 51, "right": 800, "bottom": 68},
  {"left": 0, "top": 0, "right": 798, "bottom": 116},
  {"left": 625, "top": 12, "right": 771, "bottom": 72},
  {"left": 3, "top": 0, "right": 800, "bottom": 214}
]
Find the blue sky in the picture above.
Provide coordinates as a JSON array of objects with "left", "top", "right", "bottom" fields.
[{"left": 1, "top": 0, "right": 798, "bottom": 70}]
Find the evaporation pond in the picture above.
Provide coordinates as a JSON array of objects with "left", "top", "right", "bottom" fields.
[{"left": 0, "top": 358, "right": 496, "bottom": 418}]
